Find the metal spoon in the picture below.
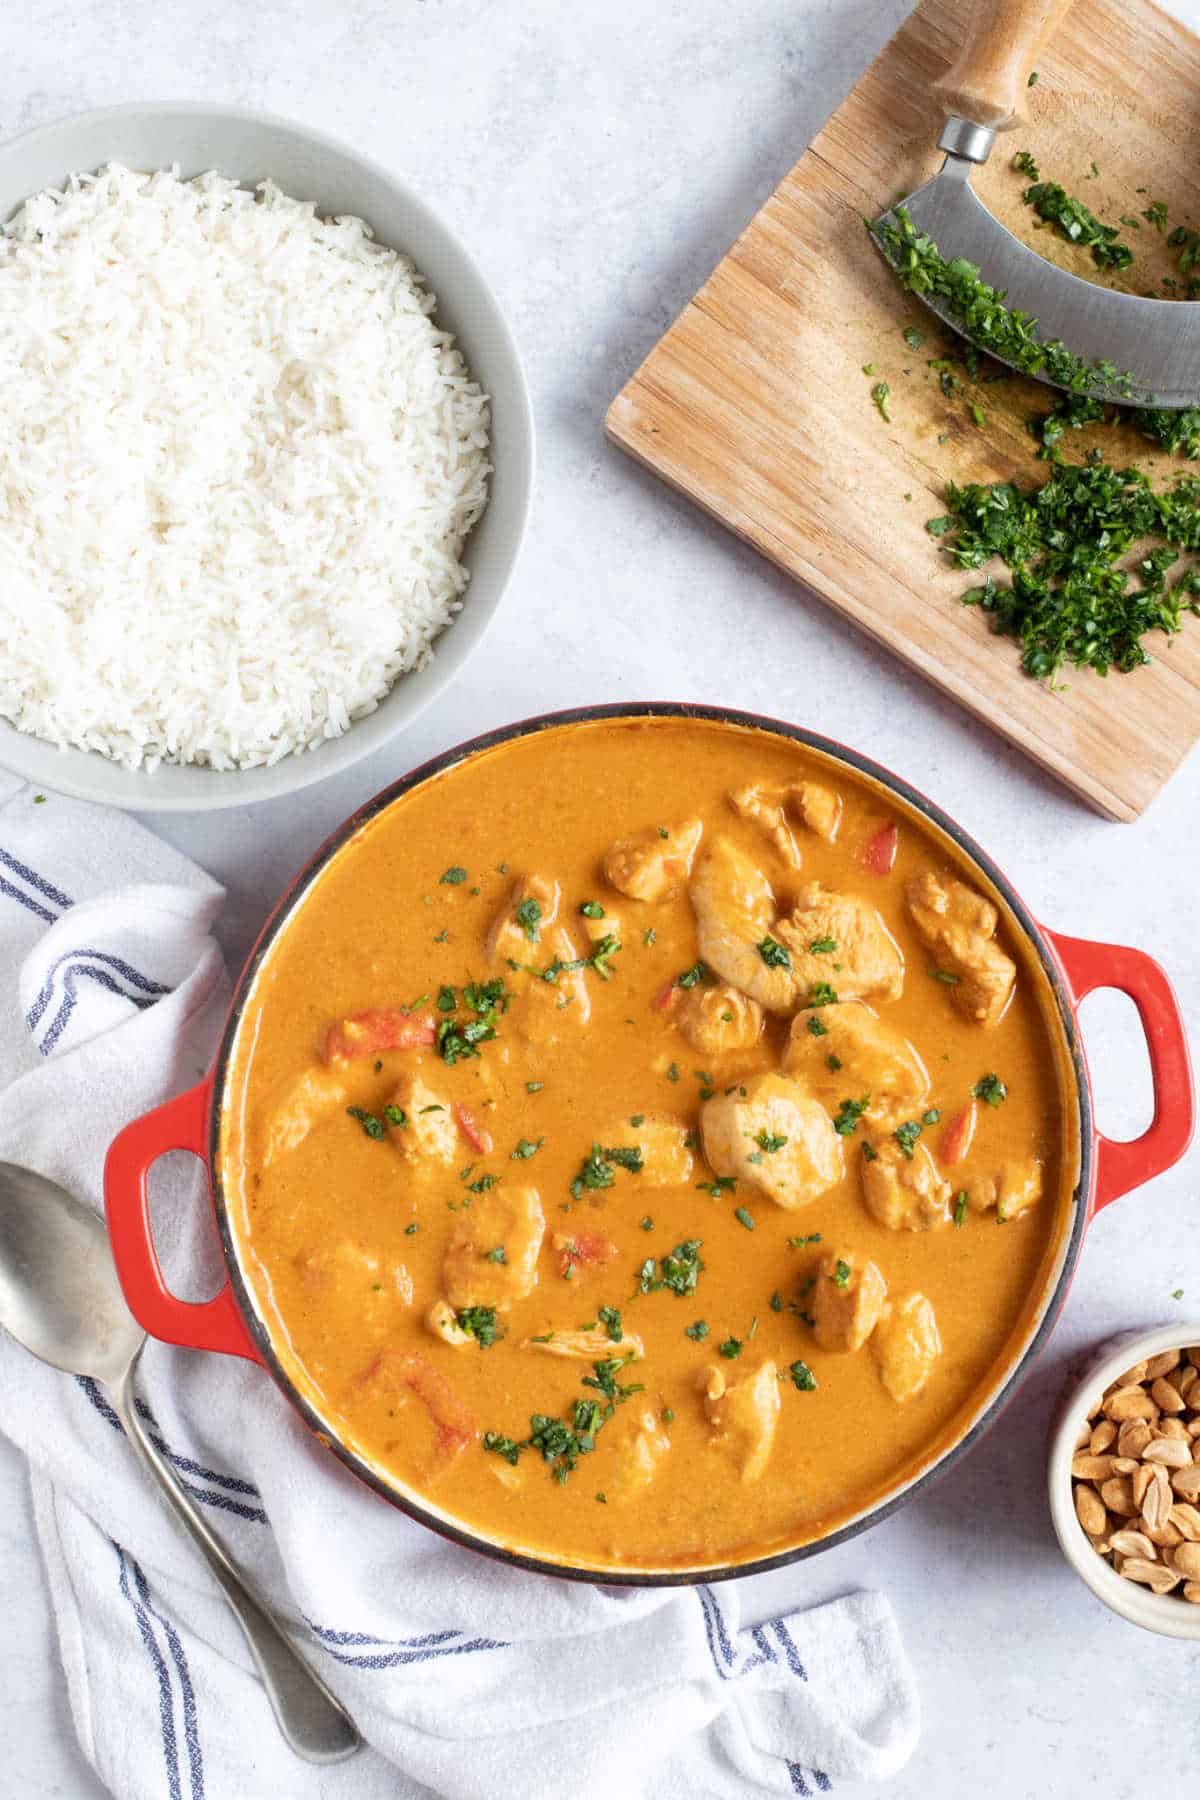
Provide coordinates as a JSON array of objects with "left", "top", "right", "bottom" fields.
[{"left": 0, "top": 1161, "right": 360, "bottom": 1764}]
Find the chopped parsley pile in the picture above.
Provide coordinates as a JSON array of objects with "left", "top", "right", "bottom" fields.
[{"left": 869, "top": 162, "right": 1200, "bottom": 685}]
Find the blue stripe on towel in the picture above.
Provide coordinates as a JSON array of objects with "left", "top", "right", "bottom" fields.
[
  {"left": 0, "top": 873, "right": 57, "bottom": 924},
  {"left": 695, "top": 1587, "right": 731, "bottom": 1681},
  {"left": 772, "top": 1617, "right": 808, "bottom": 1680},
  {"left": 116, "top": 1544, "right": 182, "bottom": 1800},
  {"left": 317, "top": 1634, "right": 506, "bottom": 1670},
  {"left": 702, "top": 1585, "right": 737, "bottom": 1667},
  {"left": 787, "top": 1765, "right": 812, "bottom": 1796},
  {"left": 39, "top": 963, "right": 160, "bottom": 1054},
  {"left": 134, "top": 1561, "right": 205, "bottom": 1800},
  {"left": 307, "top": 1621, "right": 463, "bottom": 1649},
  {"left": 0, "top": 844, "right": 72, "bottom": 910},
  {"left": 78, "top": 1379, "right": 267, "bottom": 1522},
  {"left": 28, "top": 943, "right": 170, "bottom": 1030}
]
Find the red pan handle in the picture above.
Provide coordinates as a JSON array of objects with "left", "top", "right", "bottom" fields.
[
  {"left": 1043, "top": 928, "right": 1194, "bottom": 1214},
  {"left": 104, "top": 1079, "right": 263, "bottom": 1363}
]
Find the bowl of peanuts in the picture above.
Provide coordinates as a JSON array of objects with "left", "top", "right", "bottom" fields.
[{"left": 1049, "top": 1325, "right": 1200, "bottom": 1637}]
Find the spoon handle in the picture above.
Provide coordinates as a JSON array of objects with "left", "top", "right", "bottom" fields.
[{"left": 110, "top": 1355, "right": 360, "bottom": 1764}]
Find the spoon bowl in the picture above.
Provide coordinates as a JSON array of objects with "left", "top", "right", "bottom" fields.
[
  {"left": 0, "top": 1162, "right": 141, "bottom": 1384},
  {"left": 0, "top": 1158, "right": 359, "bottom": 1763}
]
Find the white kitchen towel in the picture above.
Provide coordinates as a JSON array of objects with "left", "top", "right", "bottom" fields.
[{"left": 0, "top": 771, "right": 920, "bottom": 1800}]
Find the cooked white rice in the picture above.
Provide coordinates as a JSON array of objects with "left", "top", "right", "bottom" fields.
[{"left": 0, "top": 163, "right": 491, "bottom": 770}]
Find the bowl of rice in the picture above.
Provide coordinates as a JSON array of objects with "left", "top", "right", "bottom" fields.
[{"left": 0, "top": 104, "right": 534, "bottom": 810}]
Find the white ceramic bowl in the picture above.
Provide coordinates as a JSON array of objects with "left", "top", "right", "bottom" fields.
[
  {"left": 0, "top": 104, "right": 534, "bottom": 811},
  {"left": 1048, "top": 1322, "right": 1200, "bottom": 1639}
]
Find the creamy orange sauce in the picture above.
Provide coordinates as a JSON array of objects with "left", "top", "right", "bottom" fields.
[{"left": 220, "top": 717, "right": 1079, "bottom": 1573}]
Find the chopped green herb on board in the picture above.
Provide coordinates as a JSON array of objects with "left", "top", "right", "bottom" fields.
[
  {"left": 927, "top": 460, "right": 1200, "bottom": 681},
  {"left": 1020, "top": 179, "right": 1134, "bottom": 271},
  {"left": 871, "top": 381, "right": 892, "bottom": 422},
  {"left": 870, "top": 206, "right": 1132, "bottom": 398}
]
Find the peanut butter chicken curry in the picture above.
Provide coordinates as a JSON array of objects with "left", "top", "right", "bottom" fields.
[{"left": 222, "top": 718, "right": 1075, "bottom": 1573}]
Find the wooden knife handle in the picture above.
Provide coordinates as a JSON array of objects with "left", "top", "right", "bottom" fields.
[{"left": 934, "top": 0, "right": 1077, "bottom": 130}]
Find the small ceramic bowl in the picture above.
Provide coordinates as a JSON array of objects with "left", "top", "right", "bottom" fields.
[
  {"left": 0, "top": 104, "right": 534, "bottom": 811},
  {"left": 1048, "top": 1322, "right": 1200, "bottom": 1639}
]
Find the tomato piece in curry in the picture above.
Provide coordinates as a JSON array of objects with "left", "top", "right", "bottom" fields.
[{"left": 220, "top": 718, "right": 1078, "bottom": 1574}]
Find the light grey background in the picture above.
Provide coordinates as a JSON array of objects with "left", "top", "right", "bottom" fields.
[{"left": 1, "top": 0, "right": 1198, "bottom": 1793}]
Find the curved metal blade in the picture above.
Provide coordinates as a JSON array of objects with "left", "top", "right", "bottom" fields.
[{"left": 873, "top": 157, "right": 1200, "bottom": 408}]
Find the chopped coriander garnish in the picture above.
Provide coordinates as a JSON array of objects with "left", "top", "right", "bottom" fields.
[
  {"left": 806, "top": 1015, "right": 828, "bottom": 1038},
  {"left": 809, "top": 936, "right": 837, "bottom": 954},
  {"left": 789, "top": 1360, "right": 818, "bottom": 1391},
  {"left": 511, "top": 1137, "right": 545, "bottom": 1160},
  {"left": 953, "top": 1191, "right": 968, "bottom": 1227},
  {"left": 893, "top": 1120, "right": 923, "bottom": 1158},
  {"left": 1027, "top": 69, "right": 1038, "bottom": 85},
  {"left": 639, "top": 1238, "right": 705, "bottom": 1298},
  {"left": 787, "top": 1232, "right": 822, "bottom": 1247},
  {"left": 346, "top": 1106, "right": 385, "bottom": 1140},
  {"left": 826, "top": 1053, "right": 843, "bottom": 1071},
  {"left": 405, "top": 1222, "right": 419, "bottom": 1235},
  {"left": 871, "top": 381, "right": 892, "bottom": 422},
  {"left": 921, "top": 1108, "right": 941, "bottom": 1126},
  {"left": 456, "top": 1306, "right": 502, "bottom": 1348},
  {"left": 437, "top": 984, "right": 458, "bottom": 1012},
  {"left": 640, "top": 1215, "right": 654, "bottom": 1231},
  {"left": 754, "top": 1130, "right": 788, "bottom": 1153},
  {"left": 902, "top": 325, "right": 925, "bottom": 350},
  {"left": 383, "top": 1104, "right": 409, "bottom": 1129},
  {"left": 734, "top": 1206, "right": 756, "bottom": 1231},
  {"left": 629, "top": 1113, "right": 645, "bottom": 1127},
  {"left": 666, "top": 1061, "right": 680, "bottom": 1083},
  {"left": 525, "top": 1080, "right": 544, "bottom": 1093},
  {"left": 832, "top": 1259, "right": 852, "bottom": 1289},
  {"left": 973, "top": 1073, "right": 1008, "bottom": 1107},
  {"left": 808, "top": 982, "right": 838, "bottom": 1007},
  {"left": 677, "top": 960, "right": 709, "bottom": 989},
  {"left": 484, "top": 1245, "right": 507, "bottom": 1264},
  {"left": 483, "top": 1432, "right": 523, "bottom": 1465},
  {"left": 832, "top": 1096, "right": 871, "bottom": 1137},
  {"left": 770, "top": 1291, "right": 783, "bottom": 1312},
  {"left": 598, "top": 1305, "right": 623, "bottom": 1343},
  {"left": 757, "top": 936, "right": 791, "bottom": 970},
  {"left": 931, "top": 968, "right": 961, "bottom": 985},
  {"left": 685, "top": 1318, "right": 709, "bottom": 1341},
  {"left": 697, "top": 1175, "right": 736, "bottom": 1199},
  {"left": 862, "top": 1141, "right": 879, "bottom": 1162},
  {"left": 580, "top": 901, "right": 605, "bottom": 918},
  {"left": 515, "top": 897, "right": 542, "bottom": 943},
  {"left": 643, "top": 928, "right": 657, "bottom": 947},
  {"left": 439, "top": 866, "right": 468, "bottom": 885},
  {"left": 718, "top": 1337, "right": 743, "bottom": 1359}
]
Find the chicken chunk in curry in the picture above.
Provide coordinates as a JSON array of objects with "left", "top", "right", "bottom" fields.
[
  {"left": 700, "top": 1072, "right": 843, "bottom": 1210},
  {"left": 906, "top": 870, "right": 1017, "bottom": 1028}
]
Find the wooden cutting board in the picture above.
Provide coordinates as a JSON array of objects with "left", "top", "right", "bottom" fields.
[{"left": 606, "top": 0, "right": 1200, "bottom": 821}]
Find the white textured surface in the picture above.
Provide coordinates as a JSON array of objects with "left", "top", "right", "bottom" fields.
[{"left": 2, "top": 0, "right": 1199, "bottom": 1794}]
